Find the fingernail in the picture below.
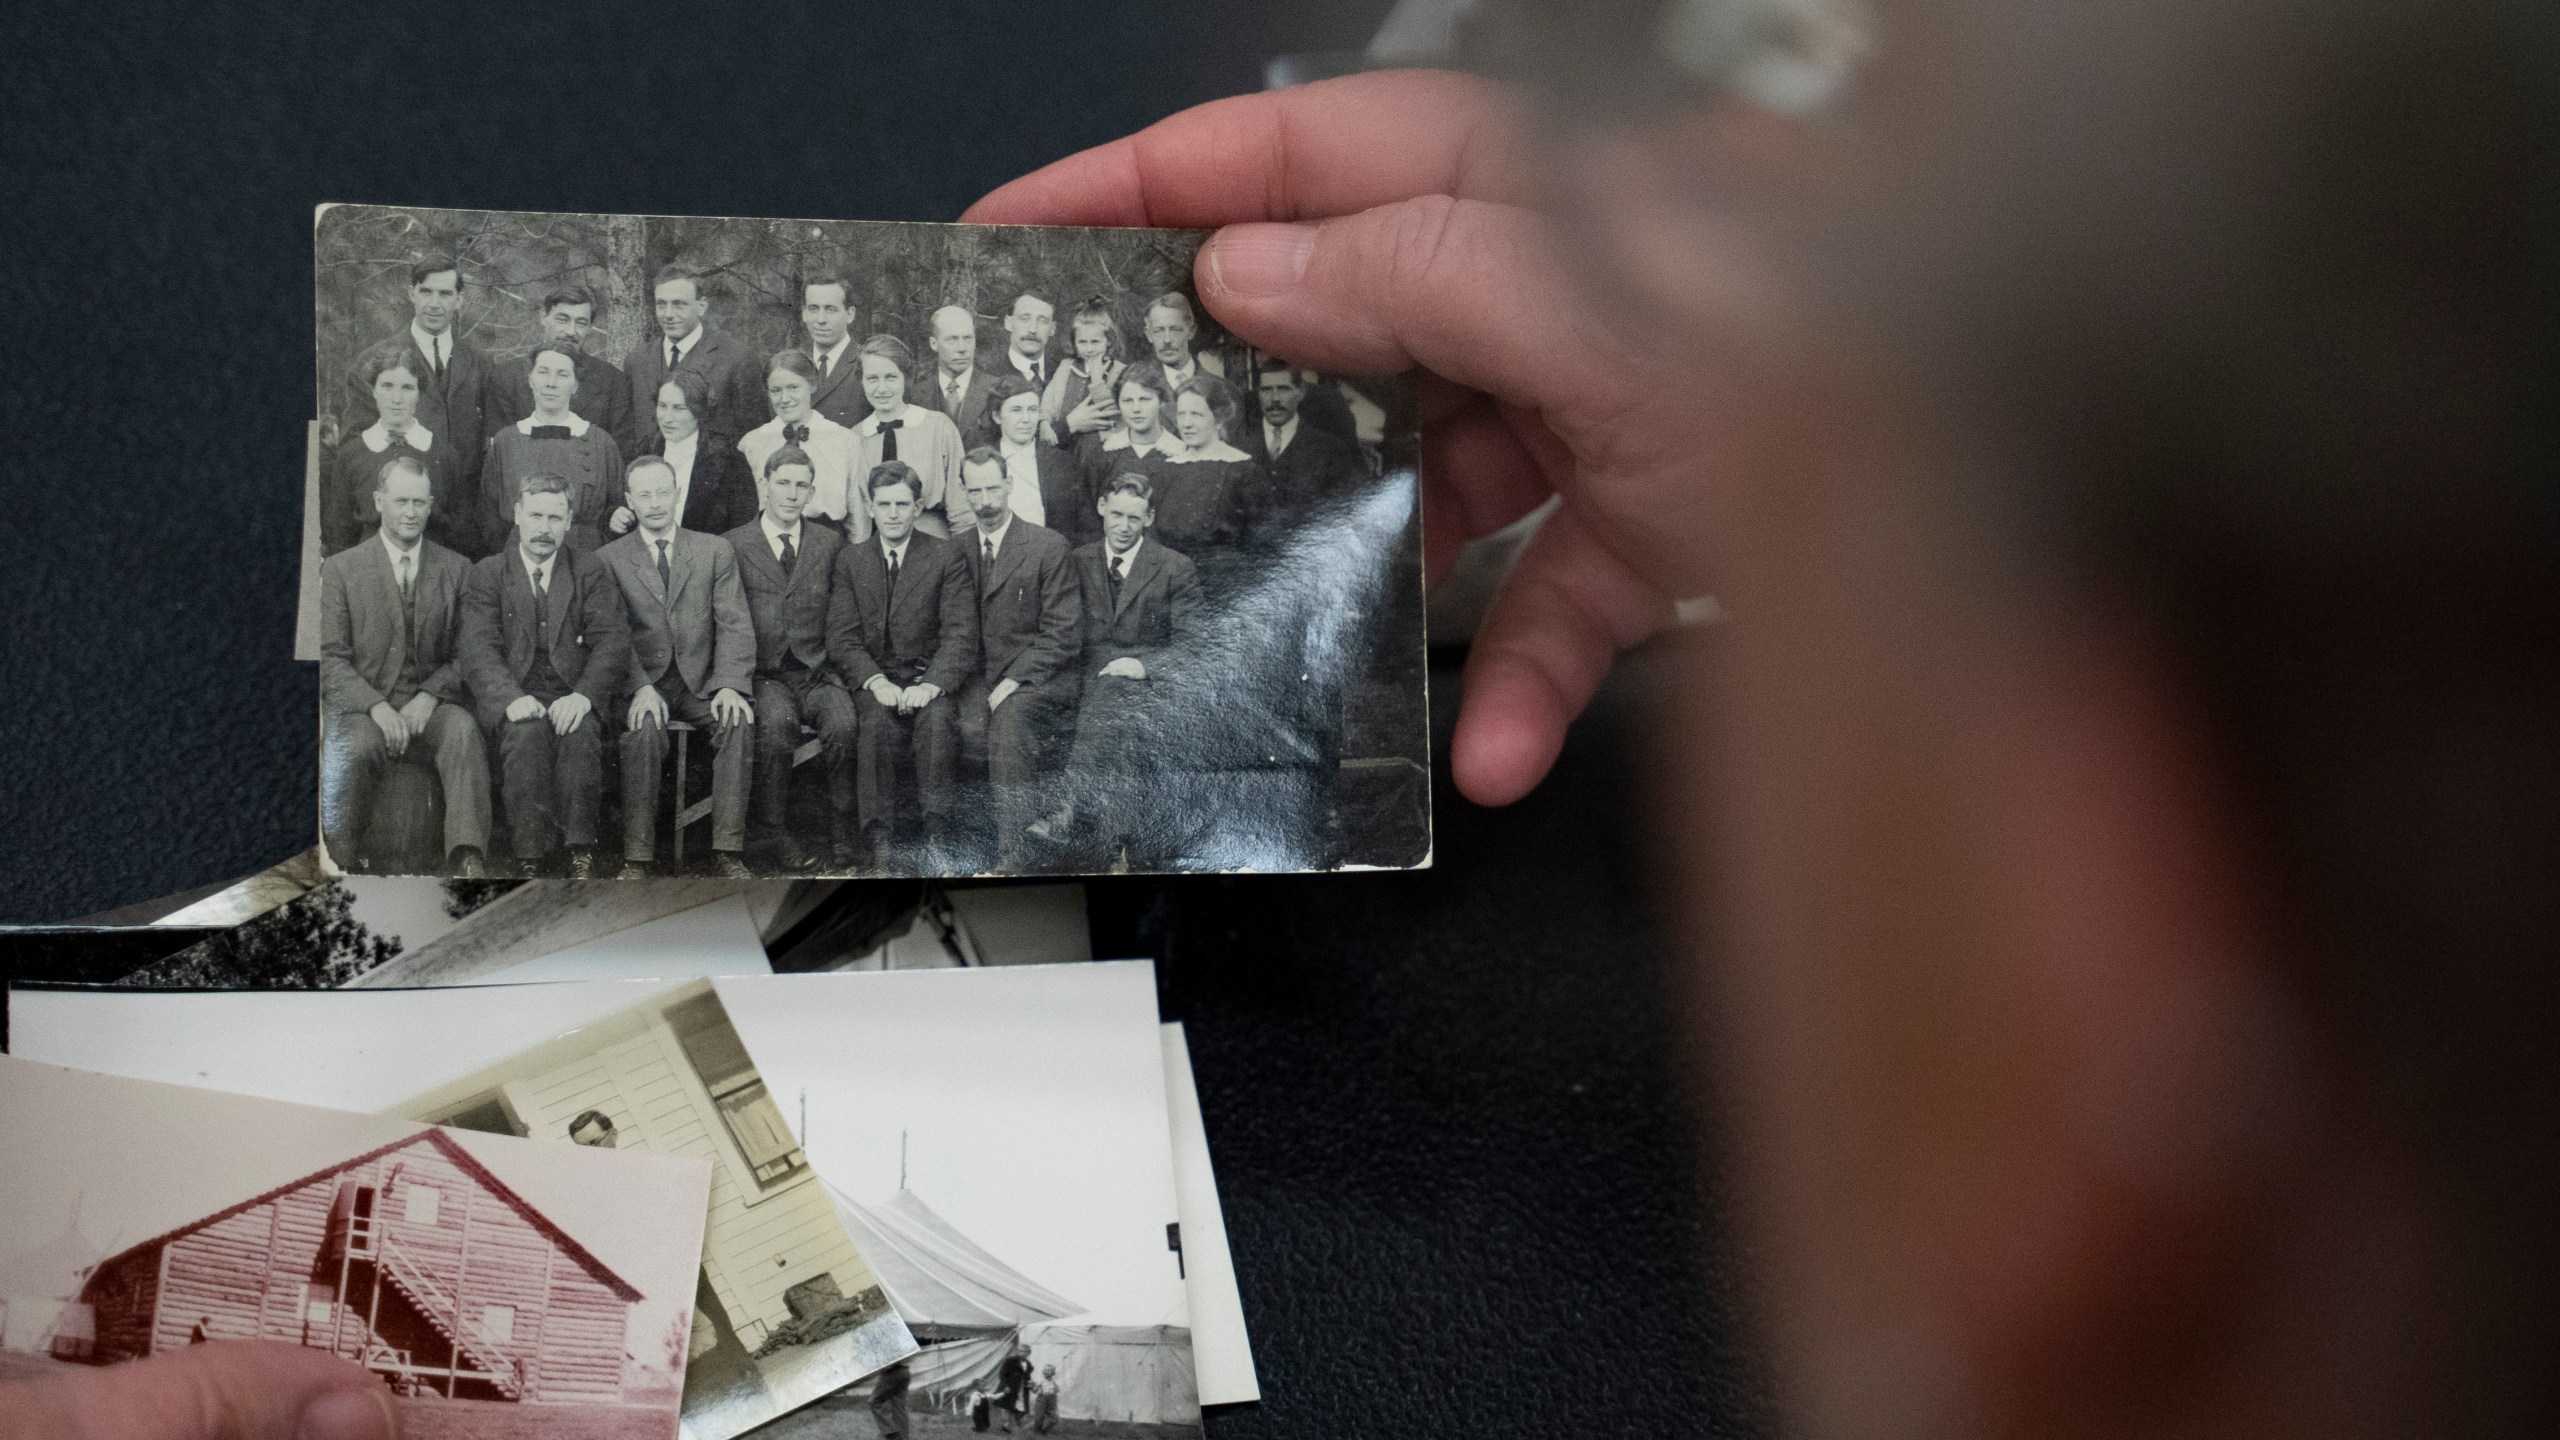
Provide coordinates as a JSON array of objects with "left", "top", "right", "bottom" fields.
[
  {"left": 1207, "top": 223, "right": 1316, "bottom": 298},
  {"left": 300, "top": 1389, "right": 395, "bottom": 1440}
]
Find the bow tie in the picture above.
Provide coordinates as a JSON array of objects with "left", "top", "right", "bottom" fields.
[
  {"left": 876, "top": 418, "right": 904, "bottom": 432},
  {"left": 781, "top": 423, "right": 810, "bottom": 444},
  {"left": 529, "top": 425, "right": 572, "bottom": 440}
]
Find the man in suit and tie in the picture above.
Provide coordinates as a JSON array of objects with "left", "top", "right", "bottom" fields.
[
  {"left": 459, "top": 472, "right": 631, "bottom": 878},
  {"left": 1248, "top": 362, "right": 1365, "bottom": 529},
  {"left": 319, "top": 455, "right": 493, "bottom": 877},
  {"left": 827, "top": 461, "right": 978, "bottom": 869},
  {"left": 953, "top": 446, "right": 1081, "bottom": 868},
  {"left": 344, "top": 256, "right": 494, "bottom": 552},
  {"left": 996, "top": 293, "right": 1058, "bottom": 402},
  {"left": 985, "top": 376, "right": 1093, "bottom": 546},
  {"left": 625, "top": 264, "right": 765, "bottom": 452},
  {"left": 722, "top": 447, "right": 857, "bottom": 872},
  {"left": 1141, "top": 292, "right": 1224, "bottom": 392},
  {"left": 493, "top": 285, "right": 639, "bottom": 458},
  {"left": 599, "top": 456, "right": 759, "bottom": 879},
  {"left": 1039, "top": 474, "right": 1205, "bottom": 868},
  {"left": 801, "top": 270, "right": 871, "bottom": 430},
  {"left": 916, "top": 304, "right": 1001, "bottom": 443}
]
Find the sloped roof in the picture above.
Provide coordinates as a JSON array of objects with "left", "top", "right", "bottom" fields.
[
  {"left": 829, "top": 1185, "right": 1081, "bottom": 1338},
  {"left": 83, "top": 1129, "right": 641, "bottom": 1302},
  {"left": 0, "top": 1216, "right": 104, "bottom": 1300}
]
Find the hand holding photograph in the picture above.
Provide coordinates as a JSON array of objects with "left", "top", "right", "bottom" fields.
[
  {"left": 313, "top": 203, "right": 1431, "bottom": 885},
  {"left": 0, "top": 1053, "right": 711, "bottom": 1439}
]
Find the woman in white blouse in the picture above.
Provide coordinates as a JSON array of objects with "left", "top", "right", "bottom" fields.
[
  {"left": 849, "top": 335, "right": 964, "bottom": 538},
  {"left": 738, "top": 349, "right": 860, "bottom": 533}
]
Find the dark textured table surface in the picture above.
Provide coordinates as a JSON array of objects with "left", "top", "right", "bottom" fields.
[{"left": 0, "top": 4, "right": 1758, "bottom": 1434}]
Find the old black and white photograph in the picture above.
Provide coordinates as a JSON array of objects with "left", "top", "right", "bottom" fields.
[{"left": 313, "top": 203, "right": 1429, "bottom": 885}]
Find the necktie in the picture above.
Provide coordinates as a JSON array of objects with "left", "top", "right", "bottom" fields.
[
  {"left": 530, "top": 425, "right": 571, "bottom": 440},
  {"left": 667, "top": 338, "right": 680, "bottom": 371},
  {"left": 877, "top": 418, "right": 903, "bottom": 462},
  {"left": 885, "top": 545, "right": 901, "bottom": 598},
  {"left": 779, "top": 532, "right": 797, "bottom": 578},
  {"left": 815, "top": 348, "right": 831, "bottom": 380},
  {"left": 397, "top": 553, "right": 415, "bottom": 598},
  {"left": 982, "top": 534, "right": 998, "bottom": 579},
  {"left": 532, "top": 563, "right": 551, "bottom": 660},
  {"left": 1108, "top": 552, "right": 1125, "bottom": 604},
  {"left": 655, "top": 538, "right": 672, "bottom": 592},
  {"left": 1268, "top": 424, "right": 1287, "bottom": 458},
  {"left": 782, "top": 422, "right": 810, "bottom": 445},
  {"left": 386, "top": 424, "right": 411, "bottom": 449}
]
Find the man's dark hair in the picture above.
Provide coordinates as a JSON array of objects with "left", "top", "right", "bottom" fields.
[
  {"left": 541, "top": 284, "right": 598, "bottom": 315},
  {"left": 1101, "top": 474, "right": 1154, "bottom": 506},
  {"left": 866, "top": 461, "right": 921, "bottom": 501},
  {"left": 408, "top": 255, "right": 462, "bottom": 289},
  {"left": 652, "top": 263, "right": 702, "bottom": 297},
  {"left": 517, "top": 471, "right": 572, "bottom": 500},
  {"left": 763, "top": 445, "right": 814, "bottom": 480},
  {"left": 959, "top": 444, "right": 1006, "bottom": 481},
  {"left": 624, "top": 455, "right": 677, "bottom": 492},
  {"left": 985, "top": 374, "right": 1039, "bottom": 413},
  {"left": 802, "top": 271, "right": 854, "bottom": 305}
]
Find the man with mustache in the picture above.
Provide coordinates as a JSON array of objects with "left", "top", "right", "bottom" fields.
[{"left": 953, "top": 446, "right": 1080, "bottom": 868}]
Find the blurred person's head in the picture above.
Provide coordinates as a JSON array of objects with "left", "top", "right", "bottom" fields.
[{"left": 1461, "top": 1, "right": 2560, "bottom": 1435}]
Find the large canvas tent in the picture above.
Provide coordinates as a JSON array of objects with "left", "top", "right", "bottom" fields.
[
  {"left": 829, "top": 1186, "right": 1081, "bottom": 1404},
  {"left": 0, "top": 1215, "right": 104, "bottom": 1357},
  {"left": 1028, "top": 1322, "right": 1202, "bottom": 1426}
]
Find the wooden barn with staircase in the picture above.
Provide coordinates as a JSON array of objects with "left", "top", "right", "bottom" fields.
[{"left": 74, "top": 1128, "right": 640, "bottom": 1402}]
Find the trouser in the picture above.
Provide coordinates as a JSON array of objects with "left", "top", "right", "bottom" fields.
[
  {"left": 955, "top": 675, "right": 1071, "bottom": 865},
  {"left": 322, "top": 702, "right": 491, "bottom": 865},
  {"left": 852, "top": 680, "right": 958, "bottom": 843},
  {"left": 750, "top": 669, "right": 857, "bottom": 834},
  {"left": 496, "top": 699, "right": 603, "bottom": 857},
  {"left": 620, "top": 673, "right": 753, "bottom": 859}
]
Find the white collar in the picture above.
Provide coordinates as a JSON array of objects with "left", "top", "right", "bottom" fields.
[
  {"left": 663, "top": 430, "right": 698, "bottom": 458},
  {"left": 1102, "top": 428, "right": 1166, "bottom": 454},
  {"left": 639, "top": 524, "right": 682, "bottom": 549},
  {"left": 362, "top": 420, "right": 434, "bottom": 453},
  {"left": 519, "top": 546, "right": 556, "bottom": 581},
  {"left": 380, "top": 528, "right": 425, "bottom": 567},
  {"left": 813, "top": 334, "right": 851, "bottom": 363},
  {"left": 1170, "top": 439, "right": 1250, "bottom": 463},
  {"left": 667, "top": 326, "right": 701, "bottom": 357},
  {"left": 999, "top": 434, "right": 1039, "bottom": 457},
  {"left": 1266, "top": 414, "right": 1298, "bottom": 443},
  {"left": 410, "top": 322, "right": 450, "bottom": 358},
  {"left": 880, "top": 532, "right": 912, "bottom": 560},
  {"left": 1008, "top": 349, "right": 1043, "bottom": 376},
  {"left": 939, "top": 362, "right": 974, "bottom": 387},
  {"left": 977, "top": 514, "right": 1015, "bottom": 551},
  {"left": 1161, "top": 353, "right": 1196, "bottom": 380},
  {"left": 859, "top": 407, "right": 910, "bottom": 435},
  {"left": 760, "top": 512, "right": 803, "bottom": 543},
  {"left": 517, "top": 412, "right": 591, "bottom": 437},
  {"left": 1104, "top": 535, "right": 1144, "bottom": 571}
]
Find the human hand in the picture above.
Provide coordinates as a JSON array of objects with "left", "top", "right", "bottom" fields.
[
  {"left": 504, "top": 695, "right": 545, "bottom": 725},
  {"left": 1100, "top": 657, "right": 1148, "bottom": 681},
  {"left": 899, "top": 683, "right": 941, "bottom": 714},
  {"left": 987, "top": 678, "right": 1020, "bottom": 712},
  {"left": 628, "top": 683, "right": 667, "bottom": 732},
  {"left": 711, "top": 687, "right": 754, "bottom": 728},
  {"left": 0, "top": 1340, "right": 398, "bottom": 1440},
  {"left": 608, "top": 506, "right": 636, "bottom": 535},
  {"left": 397, "top": 692, "right": 438, "bottom": 736},
  {"left": 967, "top": 70, "right": 1706, "bottom": 806},
  {"left": 368, "top": 702, "right": 411, "bottom": 756},
  {"left": 548, "top": 692, "right": 593, "bottom": 736},
  {"left": 1064, "top": 393, "right": 1116, "bottom": 434},
  {"left": 867, "top": 676, "right": 904, "bottom": 708}
]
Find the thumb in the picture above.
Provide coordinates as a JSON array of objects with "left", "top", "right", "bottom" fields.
[{"left": 0, "top": 1341, "right": 399, "bottom": 1440}]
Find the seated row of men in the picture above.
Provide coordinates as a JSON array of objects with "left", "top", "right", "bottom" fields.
[
  {"left": 319, "top": 440, "right": 1215, "bottom": 879},
  {"left": 321, "top": 259, "right": 1373, "bottom": 563}
]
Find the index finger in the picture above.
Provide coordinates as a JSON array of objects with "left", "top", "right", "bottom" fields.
[{"left": 961, "top": 69, "right": 1536, "bottom": 229}]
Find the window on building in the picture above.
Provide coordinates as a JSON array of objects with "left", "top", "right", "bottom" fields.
[
  {"left": 403, "top": 1186, "right": 441, "bottom": 1226},
  {"left": 665, "top": 991, "right": 807, "bottom": 1189},
  {"left": 432, "top": 1094, "right": 529, "bottom": 1138},
  {"left": 477, "top": 1305, "right": 514, "bottom": 1345}
]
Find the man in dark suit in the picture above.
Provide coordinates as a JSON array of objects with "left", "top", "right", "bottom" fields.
[
  {"left": 827, "top": 461, "right": 978, "bottom": 868},
  {"left": 914, "top": 304, "right": 1001, "bottom": 443},
  {"left": 600, "top": 456, "right": 759, "bottom": 879},
  {"left": 459, "top": 472, "right": 630, "bottom": 878},
  {"left": 722, "top": 447, "right": 857, "bottom": 872},
  {"left": 800, "top": 270, "right": 870, "bottom": 430},
  {"left": 984, "top": 375, "right": 1093, "bottom": 546},
  {"left": 1248, "top": 363, "right": 1366, "bottom": 528},
  {"left": 953, "top": 446, "right": 1081, "bottom": 868},
  {"left": 344, "top": 256, "right": 495, "bottom": 552},
  {"left": 492, "top": 285, "right": 638, "bottom": 458},
  {"left": 625, "top": 264, "right": 766, "bottom": 452},
  {"left": 1042, "top": 474, "right": 1204, "bottom": 868},
  {"left": 319, "top": 455, "right": 492, "bottom": 876}
]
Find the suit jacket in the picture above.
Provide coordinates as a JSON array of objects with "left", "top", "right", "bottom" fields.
[
  {"left": 964, "top": 519, "right": 1080, "bottom": 694},
  {"left": 998, "top": 440, "right": 1096, "bottom": 548},
  {"left": 807, "top": 344, "right": 872, "bottom": 431},
  {"left": 319, "top": 535, "right": 472, "bottom": 716},
  {"left": 724, "top": 518, "right": 847, "bottom": 676},
  {"left": 911, "top": 365, "right": 1002, "bottom": 445},
  {"left": 1250, "top": 417, "right": 1365, "bottom": 513},
  {"left": 1074, "top": 539, "right": 1199, "bottom": 682},
  {"left": 344, "top": 331, "right": 493, "bottom": 486},
  {"left": 636, "top": 435, "right": 762, "bottom": 538},
  {"left": 458, "top": 546, "right": 632, "bottom": 728},
  {"left": 826, "top": 531, "right": 978, "bottom": 695},
  {"left": 625, "top": 325, "right": 767, "bottom": 451},
  {"left": 598, "top": 527, "right": 755, "bottom": 700},
  {"left": 492, "top": 346, "right": 639, "bottom": 458}
]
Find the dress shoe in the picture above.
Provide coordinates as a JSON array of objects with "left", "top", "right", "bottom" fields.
[
  {"left": 512, "top": 854, "right": 546, "bottom": 880},
  {"left": 711, "top": 851, "right": 758, "bottom": 881},
  {"left": 566, "top": 846, "right": 600, "bottom": 881},
  {"left": 615, "top": 860, "right": 655, "bottom": 881},
  {"left": 449, "top": 847, "right": 489, "bottom": 880},
  {"left": 763, "top": 835, "right": 820, "bottom": 874}
]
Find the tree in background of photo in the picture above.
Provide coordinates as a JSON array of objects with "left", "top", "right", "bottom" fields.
[{"left": 114, "top": 883, "right": 400, "bottom": 989}]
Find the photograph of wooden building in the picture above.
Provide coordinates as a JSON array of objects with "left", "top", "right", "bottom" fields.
[{"left": 74, "top": 1127, "right": 641, "bottom": 1404}]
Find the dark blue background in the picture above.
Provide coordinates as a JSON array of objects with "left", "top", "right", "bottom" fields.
[{"left": 0, "top": 6, "right": 1761, "bottom": 1437}]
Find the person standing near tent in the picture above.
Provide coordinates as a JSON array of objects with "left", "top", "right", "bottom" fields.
[
  {"left": 1029, "top": 1364, "right": 1059, "bottom": 1434},
  {"left": 867, "top": 1358, "right": 911, "bottom": 1440}
]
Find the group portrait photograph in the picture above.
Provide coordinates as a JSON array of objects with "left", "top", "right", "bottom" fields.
[{"left": 311, "top": 203, "right": 1430, "bottom": 883}]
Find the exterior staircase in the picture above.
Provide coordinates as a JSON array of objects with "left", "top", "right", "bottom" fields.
[{"left": 374, "top": 1237, "right": 522, "bottom": 1399}]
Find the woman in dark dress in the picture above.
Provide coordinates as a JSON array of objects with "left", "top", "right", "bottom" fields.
[
  {"left": 481, "top": 341, "right": 624, "bottom": 553},
  {"left": 606, "top": 369, "right": 760, "bottom": 541},
  {"left": 323, "top": 346, "right": 465, "bottom": 555},
  {"left": 1158, "top": 372, "right": 1269, "bottom": 557}
]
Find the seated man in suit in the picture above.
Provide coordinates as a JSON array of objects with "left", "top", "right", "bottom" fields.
[
  {"left": 916, "top": 304, "right": 1000, "bottom": 443},
  {"left": 1250, "top": 362, "right": 1365, "bottom": 529},
  {"left": 985, "top": 375, "right": 1092, "bottom": 546},
  {"left": 722, "top": 447, "right": 857, "bottom": 871},
  {"left": 954, "top": 447, "right": 1081, "bottom": 868},
  {"left": 459, "top": 471, "right": 629, "bottom": 878},
  {"left": 1037, "top": 474, "right": 1203, "bottom": 868},
  {"left": 319, "top": 455, "right": 492, "bottom": 877},
  {"left": 827, "top": 462, "right": 978, "bottom": 870},
  {"left": 600, "top": 457, "right": 759, "bottom": 880}
]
